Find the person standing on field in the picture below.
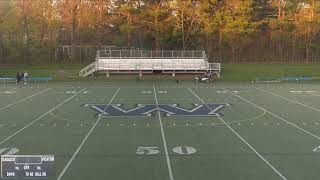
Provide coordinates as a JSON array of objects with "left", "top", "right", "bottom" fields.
[
  {"left": 19, "top": 72, "right": 23, "bottom": 84},
  {"left": 16, "top": 72, "right": 20, "bottom": 84},
  {"left": 23, "top": 71, "right": 28, "bottom": 84}
]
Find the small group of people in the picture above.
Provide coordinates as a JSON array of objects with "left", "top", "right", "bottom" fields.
[{"left": 16, "top": 71, "right": 29, "bottom": 84}]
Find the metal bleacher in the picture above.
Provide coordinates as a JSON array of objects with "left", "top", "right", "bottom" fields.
[{"left": 79, "top": 50, "right": 221, "bottom": 77}]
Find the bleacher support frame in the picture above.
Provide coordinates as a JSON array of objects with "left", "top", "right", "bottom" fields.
[{"left": 79, "top": 50, "right": 221, "bottom": 77}]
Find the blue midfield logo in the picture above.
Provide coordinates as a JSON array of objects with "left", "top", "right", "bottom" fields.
[{"left": 84, "top": 103, "right": 230, "bottom": 117}]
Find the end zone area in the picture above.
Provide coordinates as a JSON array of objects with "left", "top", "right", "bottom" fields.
[{"left": 1, "top": 82, "right": 320, "bottom": 180}]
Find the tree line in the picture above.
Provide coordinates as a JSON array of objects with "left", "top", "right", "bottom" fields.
[{"left": 0, "top": 0, "right": 319, "bottom": 64}]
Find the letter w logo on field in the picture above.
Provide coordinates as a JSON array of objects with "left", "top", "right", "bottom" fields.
[{"left": 84, "top": 103, "right": 230, "bottom": 117}]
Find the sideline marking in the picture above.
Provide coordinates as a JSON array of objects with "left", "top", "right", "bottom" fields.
[
  {"left": 0, "top": 88, "right": 86, "bottom": 146},
  {"left": 141, "top": 90, "right": 152, "bottom": 94},
  {"left": 0, "top": 148, "right": 19, "bottom": 155},
  {"left": 313, "top": 145, "right": 320, "bottom": 152},
  {"left": 289, "top": 90, "right": 317, "bottom": 93},
  {"left": 0, "top": 87, "right": 16, "bottom": 90},
  {"left": 223, "top": 88, "right": 320, "bottom": 141},
  {"left": 57, "top": 88, "right": 120, "bottom": 180},
  {"left": 158, "top": 90, "right": 167, "bottom": 94},
  {"left": 255, "top": 87, "right": 320, "bottom": 113},
  {"left": 0, "top": 88, "right": 17, "bottom": 94},
  {"left": 188, "top": 88, "right": 287, "bottom": 180},
  {"left": 153, "top": 85, "right": 174, "bottom": 180},
  {"left": 0, "top": 88, "right": 51, "bottom": 111},
  {"left": 1, "top": 88, "right": 16, "bottom": 91}
]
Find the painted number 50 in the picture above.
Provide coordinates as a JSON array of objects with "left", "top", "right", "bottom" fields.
[{"left": 136, "top": 146, "right": 196, "bottom": 155}]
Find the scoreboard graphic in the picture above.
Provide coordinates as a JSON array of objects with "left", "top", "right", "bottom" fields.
[{"left": 1, "top": 155, "right": 54, "bottom": 178}]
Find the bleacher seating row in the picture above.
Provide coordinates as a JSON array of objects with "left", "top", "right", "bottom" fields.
[
  {"left": 96, "top": 58, "right": 208, "bottom": 71},
  {"left": 79, "top": 50, "right": 221, "bottom": 77}
]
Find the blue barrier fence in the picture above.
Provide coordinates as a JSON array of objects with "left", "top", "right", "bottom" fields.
[
  {"left": 279, "top": 77, "right": 313, "bottom": 81},
  {"left": 0, "top": 77, "right": 52, "bottom": 83},
  {"left": 0, "top": 78, "right": 16, "bottom": 81},
  {"left": 256, "top": 76, "right": 314, "bottom": 82},
  {"left": 29, "top": 77, "right": 52, "bottom": 81}
]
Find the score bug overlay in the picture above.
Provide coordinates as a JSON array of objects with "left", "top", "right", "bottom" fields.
[{"left": 1, "top": 155, "right": 54, "bottom": 178}]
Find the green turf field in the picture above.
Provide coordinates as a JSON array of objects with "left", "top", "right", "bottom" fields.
[{"left": 1, "top": 82, "right": 320, "bottom": 180}]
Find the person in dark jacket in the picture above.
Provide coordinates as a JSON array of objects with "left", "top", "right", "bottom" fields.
[
  {"left": 16, "top": 72, "right": 20, "bottom": 84},
  {"left": 19, "top": 72, "right": 23, "bottom": 84}
]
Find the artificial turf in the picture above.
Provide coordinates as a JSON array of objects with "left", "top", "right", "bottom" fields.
[{"left": 0, "top": 82, "right": 320, "bottom": 179}]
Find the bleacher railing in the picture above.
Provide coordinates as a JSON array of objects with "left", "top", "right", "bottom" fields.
[
  {"left": 79, "top": 61, "right": 97, "bottom": 77},
  {"left": 209, "top": 63, "right": 221, "bottom": 70},
  {"left": 97, "top": 50, "right": 206, "bottom": 59}
]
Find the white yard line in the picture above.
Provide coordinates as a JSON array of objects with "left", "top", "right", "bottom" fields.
[
  {"left": 0, "top": 87, "right": 17, "bottom": 93},
  {"left": 223, "top": 88, "right": 320, "bottom": 141},
  {"left": 0, "top": 88, "right": 86, "bottom": 146},
  {"left": 0, "top": 88, "right": 51, "bottom": 111},
  {"left": 188, "top": 88, "right": 287, "bottom": 180},
  {"left": 153, "top": 85, "right": 174, "bottom": 180},
  {"left": 57, "top": 88, "right": 120, "bottom": 180},
  {"left": 255, "top": 87, "right": 320, "bottom": 112}
]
